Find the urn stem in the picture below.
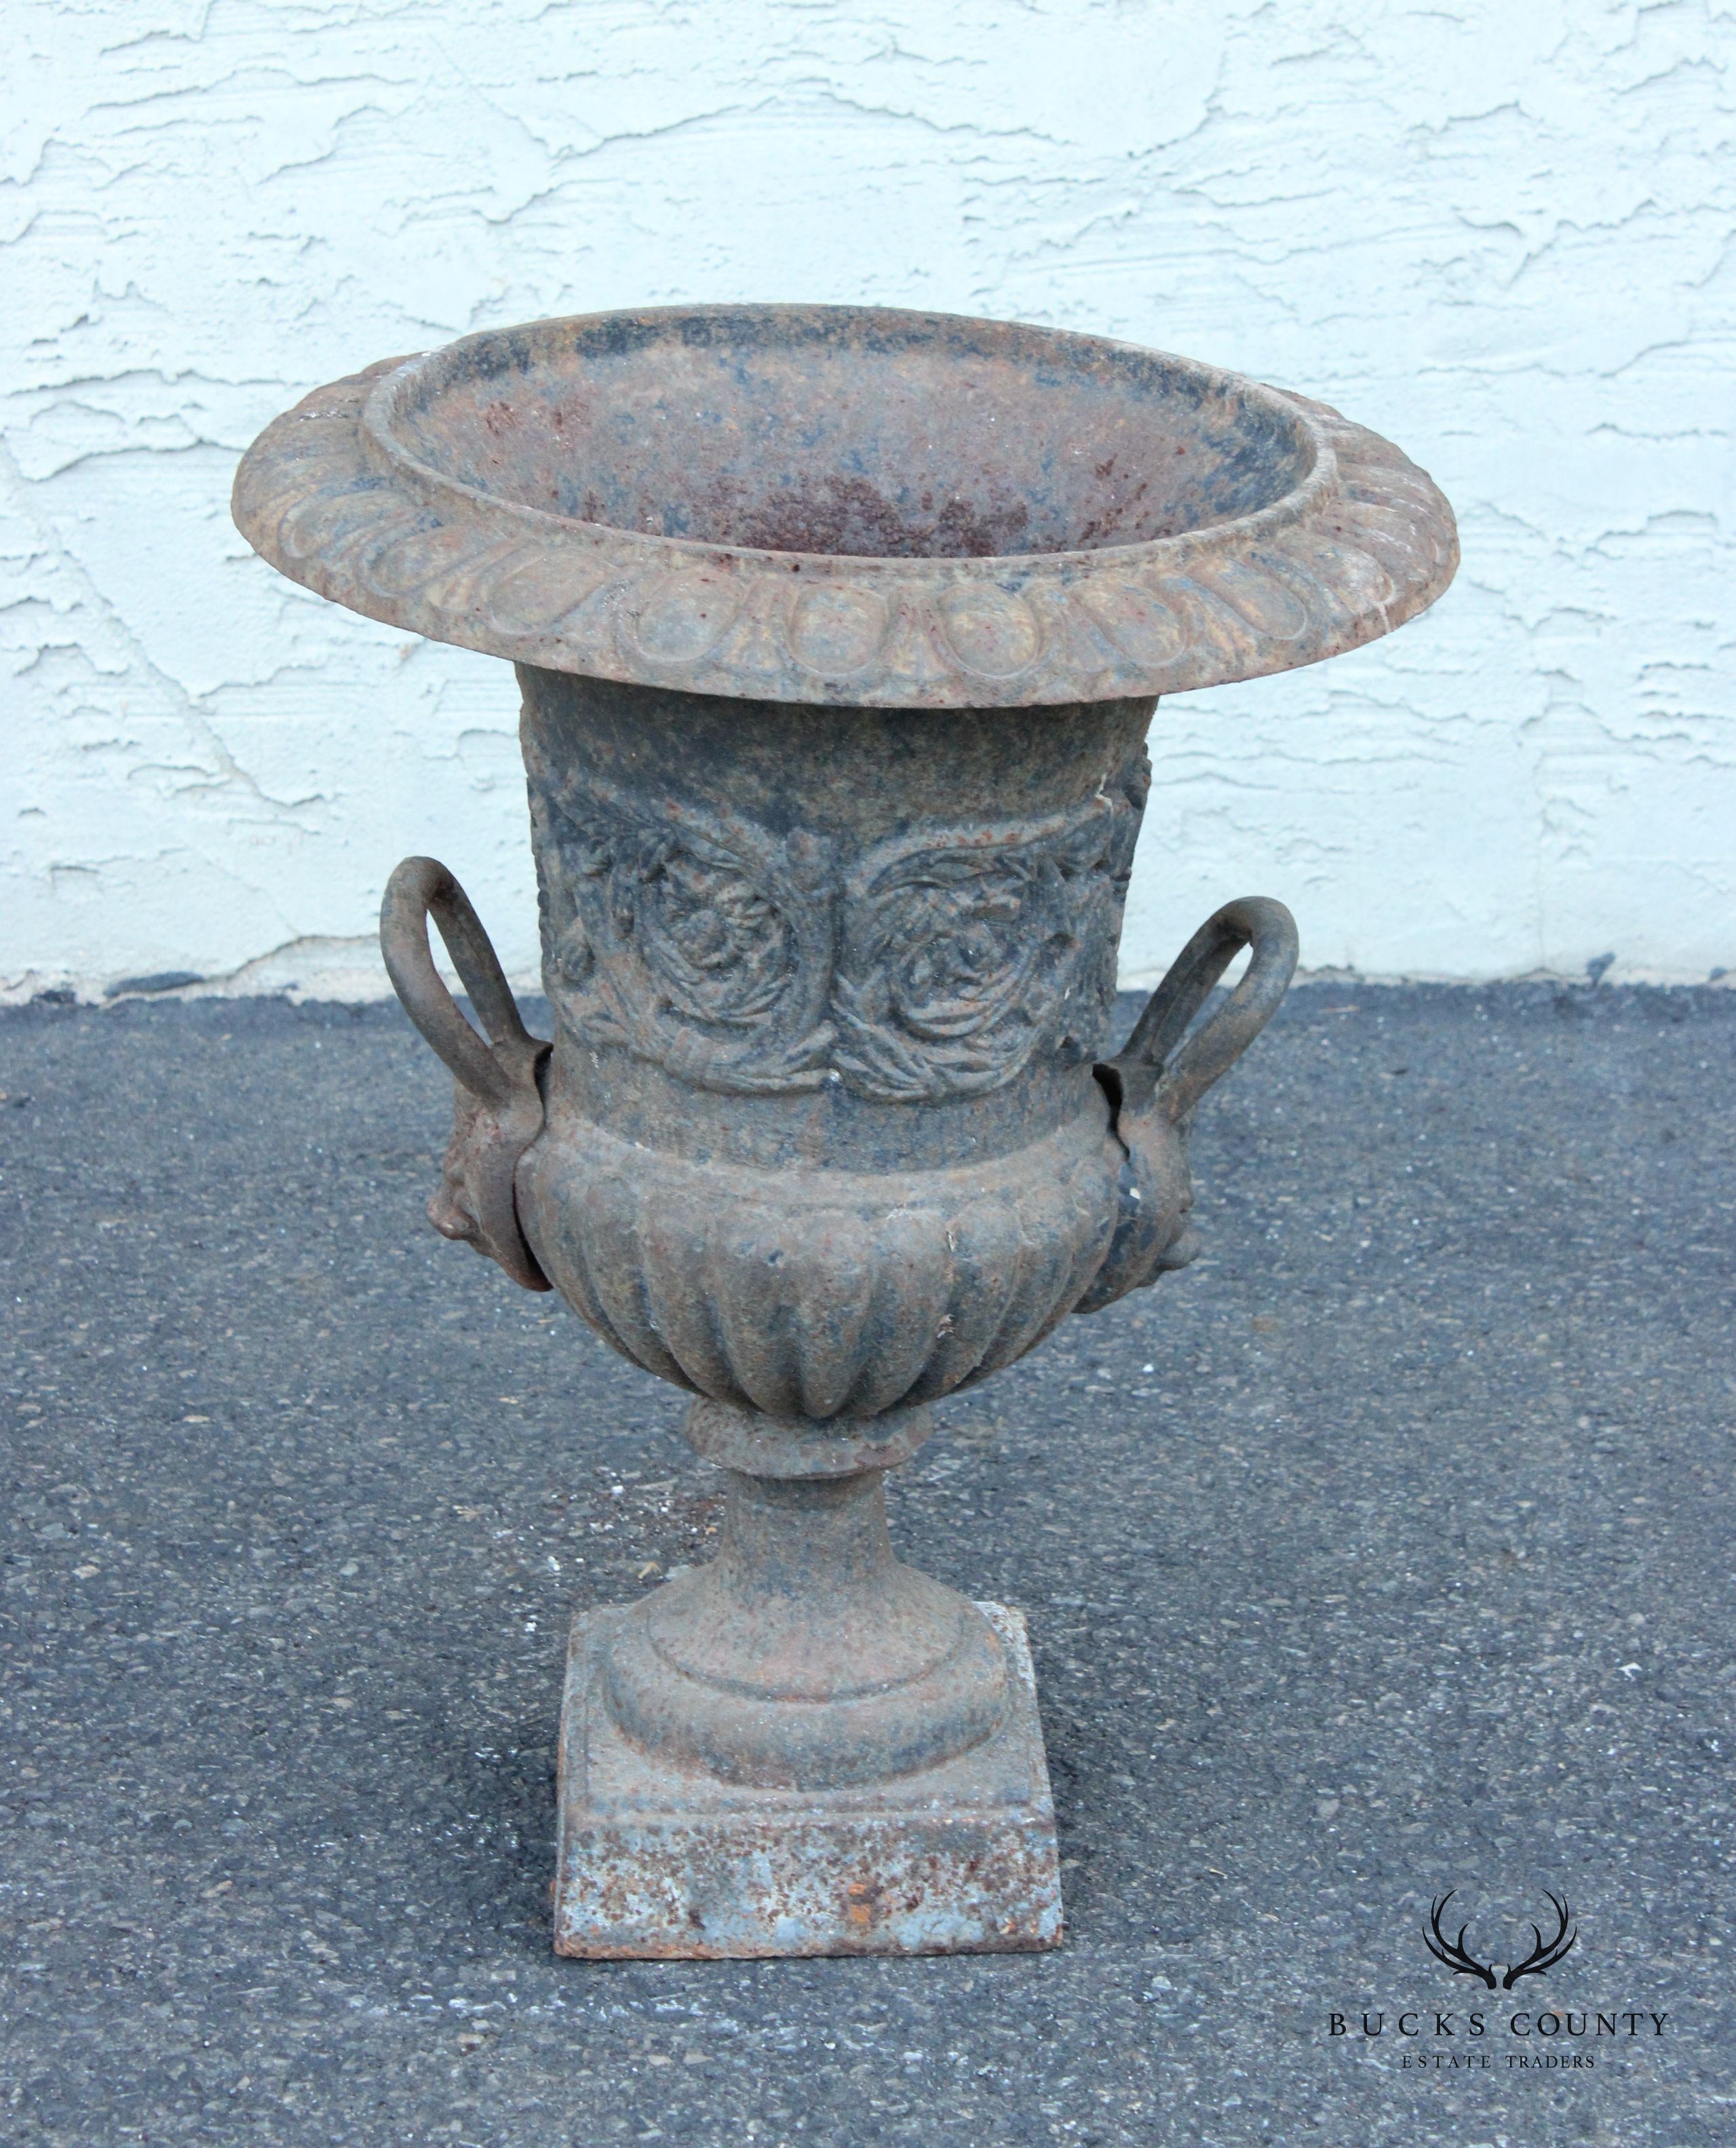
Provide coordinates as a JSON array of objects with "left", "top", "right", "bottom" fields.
[
  {"left": 716, "top": 1466, "right": 895, "bottom": 1601},
  {"left": 597, "top": 1415, "right": 1010, "bottom": 1788}
]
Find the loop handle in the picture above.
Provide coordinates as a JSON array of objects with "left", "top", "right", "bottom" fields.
[
  {"left": 1111, "top": 896, "right": 1298, "bottom": 1123},
  {"left": 379, "top": 857, "right": 549, "bottom": 1294},
  {"left": 379, "top": 857, "right": 541, "bottom": 1104}
]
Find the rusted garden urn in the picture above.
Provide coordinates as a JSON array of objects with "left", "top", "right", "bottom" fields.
[{"left": 234, "top": 305, "right": 1456, "bottom": 1958}]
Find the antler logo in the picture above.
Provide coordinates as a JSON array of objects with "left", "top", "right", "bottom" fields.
[{"left": 1425, "top": 1891, "right": 1578, "bottom": 1990}]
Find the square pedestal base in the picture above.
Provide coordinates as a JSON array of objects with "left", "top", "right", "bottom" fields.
[{"left": 553, "top": 1601, "right": 1062, "bottom": 1959}]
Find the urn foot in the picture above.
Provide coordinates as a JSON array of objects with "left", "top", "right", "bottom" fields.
[
  {"left": 554, "top": 1601, "right": 1062, "bottom": 1959},
  {"left": 598, "top": 1423, "right": 1011, "bottom": 1790}
]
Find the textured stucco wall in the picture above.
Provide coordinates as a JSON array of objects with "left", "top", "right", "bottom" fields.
[{"left": 5, "top": 0, "right": 1733, "bottom": 999}]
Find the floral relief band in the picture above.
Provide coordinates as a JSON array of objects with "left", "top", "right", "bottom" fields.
[{"left": 526, "top": 744, "right": 1149, "bottom": 1102}]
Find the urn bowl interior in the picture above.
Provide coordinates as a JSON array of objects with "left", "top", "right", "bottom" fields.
[{"left": 367, "top": 306, "right": 1319, "bottom": 561}]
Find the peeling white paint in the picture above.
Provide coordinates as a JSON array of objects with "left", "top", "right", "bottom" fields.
[{"left": 4, "top": 0, "right": 1732, "bottom": 999}]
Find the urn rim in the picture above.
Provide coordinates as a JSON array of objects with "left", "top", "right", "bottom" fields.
[{"left": 232, "top": 302, "right": 1458, "bottom": 708}]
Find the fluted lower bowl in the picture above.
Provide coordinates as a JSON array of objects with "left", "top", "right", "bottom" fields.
[{"left": 516, "top": 1092, "right": 1131, "bottom": 1421}]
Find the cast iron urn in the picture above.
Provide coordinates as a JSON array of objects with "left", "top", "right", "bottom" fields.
[{"left": 234, "top": 305, "right": 1456, "bottom": 1957}]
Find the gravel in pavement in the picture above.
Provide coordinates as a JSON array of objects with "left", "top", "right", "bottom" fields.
[{"left": 1, "top": 983, "right": 1731, "bottom": 2144}]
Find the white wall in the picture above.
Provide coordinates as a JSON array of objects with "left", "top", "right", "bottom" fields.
[{"left": 5, "top": 0, "right": 1732, "bottom": 1001}]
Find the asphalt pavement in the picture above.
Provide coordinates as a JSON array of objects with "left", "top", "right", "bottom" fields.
[{"left": 1, "top": 982, "right": 1731, "bottom": 2145}]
